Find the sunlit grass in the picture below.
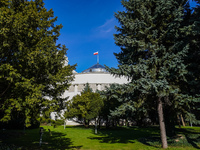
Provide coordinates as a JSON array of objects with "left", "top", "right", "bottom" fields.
[{"left": 0, "top": 125, "right": 200, "bottom": 150}]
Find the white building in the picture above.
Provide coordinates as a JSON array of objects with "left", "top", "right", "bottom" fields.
[
  {"left": 63, "top": 63, "right": 128, "bottom": 100},
  {"left": 50, "top": 61, "right": 128, "bottom": 125}
]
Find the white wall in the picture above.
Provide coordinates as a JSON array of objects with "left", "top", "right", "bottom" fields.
[
  {"left": 62, "top": 72, "right": 128, "bottom": 99},
  {"left": 51, "top": 72, "right": 128, "bottom": 123},
  {"left": 73, "top": 72, "right": 128, "bottom": 84}
]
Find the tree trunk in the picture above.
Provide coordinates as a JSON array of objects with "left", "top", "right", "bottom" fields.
[
  {"left": 106, "top": 117, "right": 109, "bottom": 129},
  {"left": 157, "top": 97, "right": 168, "bottom": 149},
  {"left": 177, "top": 115, "right": 181, "bottom": 128},
  {"left": 180, "top": 114, "right": 185, "bottom": 127},
  {"left": 95, "top": 118, "right": 98, "bottom": 134},
  {"left": 98, "top": 118, "right": 101, "bottom": 129},
  {"left": 83, "top": 118, "right": 88, "bottom": 128}
]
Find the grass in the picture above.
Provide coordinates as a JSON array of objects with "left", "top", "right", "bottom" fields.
[{"left": 0, "top": 125, "right": 200, "bottom": 150}]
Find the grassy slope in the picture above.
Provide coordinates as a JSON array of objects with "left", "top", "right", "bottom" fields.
[{"left": 0, "top": 125, "right": 200, "bottom": 150}]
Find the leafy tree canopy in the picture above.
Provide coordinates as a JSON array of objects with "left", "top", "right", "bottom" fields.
[
  {"left": 65, "top": 83, "right": 103, "bottom": 126},
  {"left": 0, "top": 0, "right": 76, "bottom": 128}
]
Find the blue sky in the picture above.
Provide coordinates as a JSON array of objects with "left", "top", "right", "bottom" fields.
[
  {"left": 44, "top": 0, "right": 197, "bottom": 73},
  {"left": 44, "top": 0, "right": 124, "bottom": 73}
]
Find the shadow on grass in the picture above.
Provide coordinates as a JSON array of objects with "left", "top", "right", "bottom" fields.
[
  {"left": 38, "top": 130, "right": 82, "bottom": 150},
  {"left": 0, "top": 128, "right": 82, "bottom": 150},
  {"left": 87, "top": 126, "right": 200, "bottom": 149},
  {"left": 174, "top": 128, "right": 200, "bottom": 149},
  {"left": 88, "top": 126, "right": 161, "bottom": 147},
  {"left": 136, "top": 127, "right": 200, "bottom": 149},
  {"left": 185, "top": 135, "right": 200, "bottom": 149}
]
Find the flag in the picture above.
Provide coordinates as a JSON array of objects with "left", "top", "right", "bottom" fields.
[{"left": 93, "top": 51, "right": 98, "bottom": 55}]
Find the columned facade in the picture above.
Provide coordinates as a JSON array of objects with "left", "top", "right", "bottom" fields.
[
  {"left": 50, "top": 63, "right": 128, "bottom": 122},
  {"left": 62, "top": 63, "right": 128, "bottom": 99}
]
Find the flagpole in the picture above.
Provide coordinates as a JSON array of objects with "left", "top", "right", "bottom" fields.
[
  {"left": 97, "top": 53, "right": 99, "bottom": 64},
  {"left": 93, "top": 51, "right": 99, "bottom": 64}
]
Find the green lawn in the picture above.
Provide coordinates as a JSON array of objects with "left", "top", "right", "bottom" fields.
[{"left": 0, "top": 125, "right": 200, "bottom": 150}]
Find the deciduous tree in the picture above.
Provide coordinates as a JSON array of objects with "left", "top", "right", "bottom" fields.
[
  {"left": 0, "top": 0, "right": 75, "bottom": 128},
  {"left": 65, "top": 83, "right": 103, "bottom": 127}
]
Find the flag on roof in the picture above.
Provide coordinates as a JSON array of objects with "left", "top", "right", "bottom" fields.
[{"left": 93, "top": 51, "right": 98, "bottom": 55}]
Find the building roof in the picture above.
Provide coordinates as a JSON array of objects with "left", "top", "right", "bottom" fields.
[{"left": 81, "top": 63, "right": 108, "bottom": 73}]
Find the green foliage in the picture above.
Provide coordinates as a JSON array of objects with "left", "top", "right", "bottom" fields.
[
  {"left": 99, "top": 84, "right": 156, "bottom": 126},
  {"left": 65, "top": 84, "right": 103, "bottom": 125},
  {"left": 106, "top": 0, "right": 200, "bottom": 148},
  {"left": 81, "top": 82, "right": 93, "bottom": 94},
  {"left": 98, "top": 84, "right": 122, "bottom": 127},
  {"left": 180, "top": 0, "right": 200, "bottom": 122},
  {"left": 0, "top": 0, "right": 76, "bottom": 128},
  {"left": 106, "top": 0, "right": 200, "bottom": 123},
  {"left": 99, "top": 84, "right": 132, "bottom": 118}
]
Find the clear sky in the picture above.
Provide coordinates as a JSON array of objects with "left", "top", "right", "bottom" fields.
[
  {"left": 44, "top": 0, "right": 197, "bottom": 73},
  {"left": 44, "top": 0, "right": 124, "bottom": 73}
]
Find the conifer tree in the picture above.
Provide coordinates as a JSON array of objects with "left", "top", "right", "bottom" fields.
[
  {"left": 181, "top": 1, "right": 200, "bottom": 123},
  {"left": 107, "top": 0, "right": 200, "bottom": 148},
  {"left": 82, "top": 83, "right": 93, "bottom": 94},
  {"left": 0, "top": 0, "right": 75, "bottom": 128},
  {"left": 99, "top": 84, "right": 125, "bottom": 127},
  {"left": 100, "top": 84, "right": 156, "bottom": 127}
]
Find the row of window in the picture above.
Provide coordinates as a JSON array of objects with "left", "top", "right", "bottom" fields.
[{"left": 68, "top": 83, "right": 110, "bottom": 92}]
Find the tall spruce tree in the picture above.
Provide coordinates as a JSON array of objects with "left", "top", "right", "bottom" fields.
[
  {"left": 182, "top": 1, "right": 200, "bottom": 123},
  {"left": 0, "top": 0, "right": 75, "bottom": 128},
  {"left": 107, "top": 0, "right": 200, "bottom": 148}
]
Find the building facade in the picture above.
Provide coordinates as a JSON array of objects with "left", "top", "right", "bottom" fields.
[
  {"left": 50, "top": 62, "right": 128, "bottom": 124},
  {"left": 63, "top": 63, "right": 128, "bottom": 100}
]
